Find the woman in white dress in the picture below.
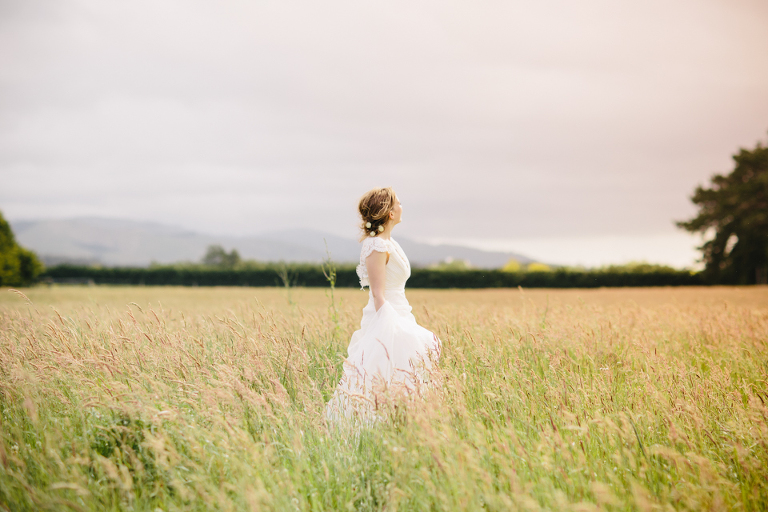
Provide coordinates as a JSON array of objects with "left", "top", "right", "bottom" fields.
[{"left": 326, "top": 187, "right": 442, "bottom": 423}]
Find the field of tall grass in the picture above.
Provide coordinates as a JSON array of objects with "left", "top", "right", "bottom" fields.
[{"left": 1, "top": 285, "right": 767, "bottom": 511}]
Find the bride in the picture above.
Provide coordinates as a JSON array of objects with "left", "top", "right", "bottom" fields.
[{"left": 326, "top": 187, "right": 442, "bottom": 423}]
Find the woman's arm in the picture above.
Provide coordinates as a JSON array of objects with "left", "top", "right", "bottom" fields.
[{"left": 366, "top": 250, "right": 388, "bottom": 311}]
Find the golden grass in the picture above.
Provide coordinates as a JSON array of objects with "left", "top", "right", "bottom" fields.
[{"left": 1, "top": 285, "right": 767, "bottom": 511}]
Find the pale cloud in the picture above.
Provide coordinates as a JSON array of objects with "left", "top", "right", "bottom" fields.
[{"left": 1, "top": 0, "right": 767, "bottom": 266}]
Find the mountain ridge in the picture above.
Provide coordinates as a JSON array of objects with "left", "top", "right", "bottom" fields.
[{"left": 11, "top": 217, "right": 534, "bottom": 269}]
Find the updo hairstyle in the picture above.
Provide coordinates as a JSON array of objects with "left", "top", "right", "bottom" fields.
[{"left": 358, "top": 187, "right": 396, "bottom": 240}]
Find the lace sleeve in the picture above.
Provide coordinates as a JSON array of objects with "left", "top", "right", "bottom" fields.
[{"left": 356, "top": 237, "right": 389, "bottom": 289}]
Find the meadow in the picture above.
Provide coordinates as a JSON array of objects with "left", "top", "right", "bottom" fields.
[{"left": 1, "top": 285, "right": 767, "bottom": 511}]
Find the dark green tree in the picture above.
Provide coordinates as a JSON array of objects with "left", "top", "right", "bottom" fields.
[
  {"left": 201, "top": 244, "right": 241, "bottom": 269},
  {"left": 677, "top": 138, "right": 768, "bottom": 284},
  {"left": 0, "top": 210, "right": 44, "bottom": 286}
]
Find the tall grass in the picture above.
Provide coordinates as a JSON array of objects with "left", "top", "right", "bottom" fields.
[{"left": 1, "top": 286, "right": 767, "bottom": 511}]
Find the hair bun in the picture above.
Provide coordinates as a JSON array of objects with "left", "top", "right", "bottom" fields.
[{"left": 357, "top": 187, "right": 396, "bottom": 241}]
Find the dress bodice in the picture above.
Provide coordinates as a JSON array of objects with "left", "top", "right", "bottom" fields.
[{"left": 356, "top": 237, "right": 411, "bottom": 290}]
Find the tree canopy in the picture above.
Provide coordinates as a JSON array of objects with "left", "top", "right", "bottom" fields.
[
  {"left": 677, "top": 137, "right": 768, "bottom": 284},
  {"left": 0, "top": 210, "right": 44, "bottom": 287},
  {"left": 201, "top": 245, "right": 241, "bottom": 269},
  {"left": 501, "top": 259, "right": 522, "bottom": 273}
]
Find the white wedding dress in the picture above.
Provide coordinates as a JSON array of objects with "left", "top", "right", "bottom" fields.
[{"left": 325, "top": 236, "right": 441, "bottom": 423}]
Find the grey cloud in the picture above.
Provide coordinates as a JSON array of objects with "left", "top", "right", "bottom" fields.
[{"left": 1, "top": 0, "right": 767, "bottom": 243}]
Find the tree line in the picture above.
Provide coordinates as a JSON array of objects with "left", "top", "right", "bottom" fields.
[{"left": 42, "top": 263, "right": 703, "bottom": 288}]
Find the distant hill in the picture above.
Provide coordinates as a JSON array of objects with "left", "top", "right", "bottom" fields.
[{"left": 11, "top": 217, "right": 533, "bottom": 269}]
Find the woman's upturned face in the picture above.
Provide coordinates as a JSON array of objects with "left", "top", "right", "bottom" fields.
[{"left": 390, "top": 195, "right": 403, "bottom": 225}]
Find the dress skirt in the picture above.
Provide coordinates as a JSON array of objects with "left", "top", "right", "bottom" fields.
[{"left": 325, "top": 288, "right": 441, "bottom": 422}]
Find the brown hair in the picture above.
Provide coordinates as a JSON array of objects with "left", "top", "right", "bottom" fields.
[{"left": 358, "top": 187, "right": 396, "bottom": 240}]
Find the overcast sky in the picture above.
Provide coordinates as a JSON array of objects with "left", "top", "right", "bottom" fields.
[{"left": 2, "top": 0, "right": 767, "bottom": 267}]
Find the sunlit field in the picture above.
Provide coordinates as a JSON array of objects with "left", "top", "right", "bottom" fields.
[{"left": 1, "top": 285, "right": 767, "bottom": 511}]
